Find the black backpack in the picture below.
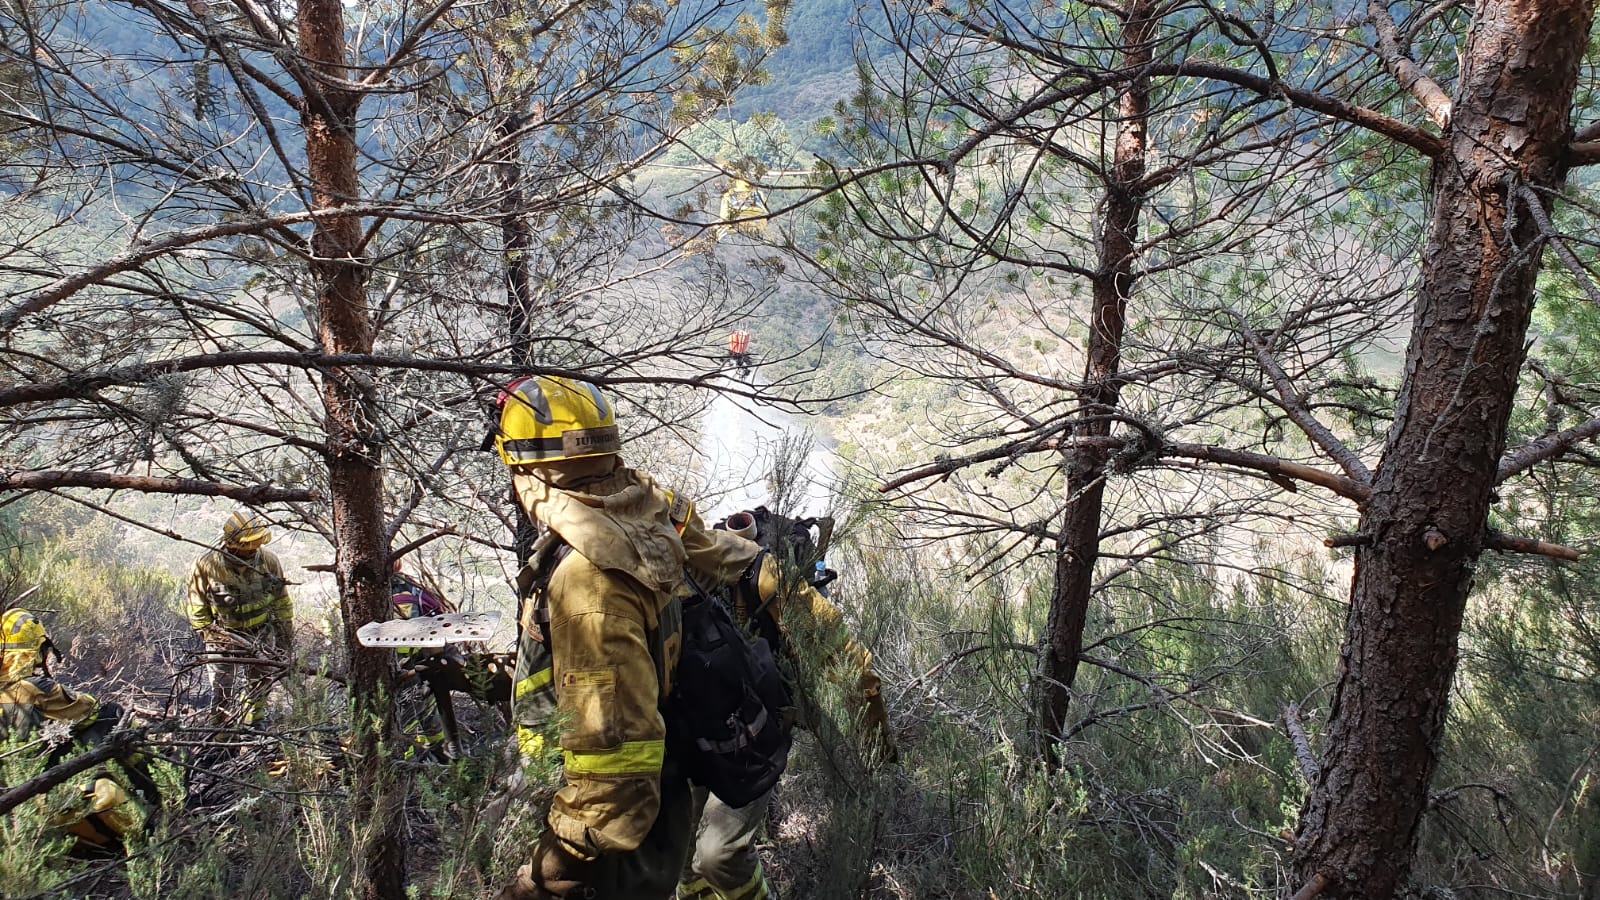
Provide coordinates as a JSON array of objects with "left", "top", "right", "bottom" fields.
[
  {"left": 668, "top": 573, "right": 792, "bottom": 807},
  {"left": 524, "top": 541, "right": 791, "bottom": 809},
  {"left": 748, "top": 506, "right": 819, "bottom": 564}
]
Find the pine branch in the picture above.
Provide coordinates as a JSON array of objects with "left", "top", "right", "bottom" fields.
[
  {"left": 1498, "top": 415, "right": 1600, "bottom": 482},
  {"left": 1368, "top": 0, "right": 1453, "bottom": 127}
]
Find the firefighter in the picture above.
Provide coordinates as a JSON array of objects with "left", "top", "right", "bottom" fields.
[
  {"left": 493, "top": 374, "right": 779, "bottom": 900},
  {"left": 187, "top": 510, "right": 294, "bottom": 726},
  {"left": 390, "top": 562, "right": 450, "bottom": 759},
  {"left": 727, "top": 330, "right": 752, "bottom": 374},
  {"left": 1, "top": 608, "right": 146, "bottom": 850},
  {"left": 491, "top": 375, "right": 895, "bottom": 900},
  {"left": 676, "top": 519, "right": 895, "bottom": 900},
  {"left": 1, "top": 608, "right": 99, "bottom": 742}
]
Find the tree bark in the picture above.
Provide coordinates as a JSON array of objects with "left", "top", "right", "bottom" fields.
[
  {"left": 298, "top": 1, "right": 406, "bottom": 896},
  {"left": 1034, "top": 0, "right": 1153, "bottom": 764},
  {"left": 1292, "top": 0, "right": 1596, "bottom": 894}
]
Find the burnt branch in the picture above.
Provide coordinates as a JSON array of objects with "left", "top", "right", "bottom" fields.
[{"left": 0, "top": 725, "right": 158, "bottom": 815}]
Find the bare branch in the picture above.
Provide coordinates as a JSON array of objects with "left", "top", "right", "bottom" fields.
[
  {"left": 1483, "top": 530, "right": 1581, "bottom": 562},
  {"left": 1368, "top": 0, "right": 1453, "bottom": 127},
  {"left": 0, "top": 203, "right": 452, "bottom": 335},
  {"left": 0, "top": 470, "right": 316, "bottom": 502},
  {"left": 1164, "top": 443, "right": 1373, "bottom": 503},
  {"left": 933, "top": 10, "right": 1445, "bottom": 157},
  {"left": 0, "top": 351, "right": 799, "bottom": 410},
  {"left": 1171, "top": 61, "right": 1445, "bottom": 157},
  {"left": 1284, "top": 701, "right": 1321, "bottom": 785},
  {"left": 389, "top": 527, "right": 458, "bottom": 562},
  {"left": 361, "top": 0, "right": 460, "bottom": 87},
  {"left": 1235, "top": 315, "right": 1374, "bottom": 483},
  {"left": 1570, "top": 141, "right": 1600, "bottom": 166},
  {"left": 1497, "top": 415, "right": 1600, "bottom": 482},
  {"left": 878, "top": 431, "right": 1111, "bottom": 493},
  {"left": 1290, "top": 874, "right": 1334, "bottom": 900},
  {"left": 1514, "top": 184, "right": 1600, "bottom": 307}
]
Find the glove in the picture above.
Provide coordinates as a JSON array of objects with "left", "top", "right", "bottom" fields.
[
  {"left": 530, "top": 828, "right": 597, "bottom": 897},
  {"left": 493, "top": 864, "right": 552, "bottom": 900}
]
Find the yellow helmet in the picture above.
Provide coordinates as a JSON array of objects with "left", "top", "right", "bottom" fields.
[
  {"left": 2, "top": 608, "right": 50, "bottom": 656},
  {"left": 496, "top": 376, "right": 622, "bottom": 466},
  {"left": 222, "top": 509, "right": 272, "bottom": 549}
]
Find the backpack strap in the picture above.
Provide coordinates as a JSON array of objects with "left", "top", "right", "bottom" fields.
[
  {"left": 513, "top": 531, "right": 681, "bottom": 723},
  {"left": 511, "top": 535, "right": 571, "bottom": 724}
]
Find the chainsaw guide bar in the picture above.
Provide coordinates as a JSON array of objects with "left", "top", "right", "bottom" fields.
[{"left": 357, "top": 612, "right": 501, "bottom": 648}]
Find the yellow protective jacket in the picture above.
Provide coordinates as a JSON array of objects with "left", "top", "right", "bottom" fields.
[
  {"left": 1, "top": 652, "right": 97, "bottom": 743},
  {"left": 747, "top": 554, "right": 892, "bottom": 755},
  {"left": 187, "top": 548, "right": 293, "bottom": 633},
  {"left": 513, "top": 459, "right": 892, "bottom": 862},
  {"left": 513, "top": 461, "right": 767, "bottom": 863}
]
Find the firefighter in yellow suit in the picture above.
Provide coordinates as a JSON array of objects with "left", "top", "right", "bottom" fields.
[
  {"left": 187, "top": 511, "right": 294, "bottom": 725},
  {"left": 1, "top": 608, "right": 99, "bottom": 740},
  {"left": 491, "top": 375, "right": 893, "bottom": 900},
  {"left": 676, "top": 538, "right": 896, "bottom": 900},
  {"left": 2, "top": 608, "right": 144, "bottom": 849}
]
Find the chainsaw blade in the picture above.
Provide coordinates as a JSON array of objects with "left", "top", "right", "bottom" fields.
[{"left": 357, "top": 611, "right": 501, "bottom": 649}]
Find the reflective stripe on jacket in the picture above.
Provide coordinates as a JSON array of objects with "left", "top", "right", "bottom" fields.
[{"left": 187, "top": 549, "right": 292, "bottom": 631}]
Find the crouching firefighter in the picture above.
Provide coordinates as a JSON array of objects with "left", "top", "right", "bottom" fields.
[
  {"left": 389, "top": 564, "right": 454, "bottom": 760},
  {"left": 1, "top": 608, "right": 159, "bottom": 853},
  {"left": 492, "top": 375, "right": 792, "bottom": 900},
  {"left": 384, "top": 564, "right": 514, "bottom": 760}
]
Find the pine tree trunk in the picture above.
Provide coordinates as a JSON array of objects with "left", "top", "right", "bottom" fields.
[
  {"left": 298, "top": 1, "right": 406, "bottom": 896},
  {"left": 1035, "top": 0, "right": 1152, "bottom": 763},
  {"left": 490, "top": 26, "right": 542, "bottom": 570},
  {"left": 1292, "top": 0, "right": 1595, "bottom": 893}
]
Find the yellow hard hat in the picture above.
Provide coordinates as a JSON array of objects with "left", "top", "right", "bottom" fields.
[
  {"left": 2, "top": 608, "right": 49, "bottom": 655},
  {"left": 222, "top": 510, "right": 272, "bottom": 549},
  {"left": 495, "top": 375, "right": 622, "bottom": 466}
]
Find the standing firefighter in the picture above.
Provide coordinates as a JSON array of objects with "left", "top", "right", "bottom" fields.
[
  {"left": 677, "top": 512, "right": 895, "bottom": 900},
  {"left": 187, "top": 510, "right": 294, "bottom": 725},
  {"left": 491, "top": 375, "right": 894, "bottom": 900},
  {"left": 493, "top": 375, "right": 770, "bottom": 900}
]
